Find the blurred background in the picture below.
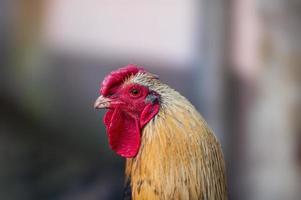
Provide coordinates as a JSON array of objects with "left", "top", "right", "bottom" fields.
[{"left": 0, "top": 0, "right": 300, "bottom": 199}]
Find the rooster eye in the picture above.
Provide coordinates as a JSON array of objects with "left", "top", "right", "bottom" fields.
[{"left": 130, "top": 89, "right": 140, "bottom": 95}]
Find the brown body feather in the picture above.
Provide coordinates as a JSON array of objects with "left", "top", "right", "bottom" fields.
[{"left": 124, "top": 73, "right": 227, "bottom": 200}]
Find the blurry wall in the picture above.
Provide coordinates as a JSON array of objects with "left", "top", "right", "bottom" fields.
[
  {"left": 228, "top": 0, "right": 301, "bottom": 200},
  {"left": 43, "top": 0, "right": 198, "bottom": 67},
  {"left": 244, "top": 1, "right": 301, "bottom": 199}
]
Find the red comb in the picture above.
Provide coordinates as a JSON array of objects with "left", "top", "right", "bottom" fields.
[{"left": 100, "top": 64, "right": 146, "bottom": 96}]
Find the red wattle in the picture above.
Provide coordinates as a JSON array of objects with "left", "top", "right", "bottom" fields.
[{"left": 104, "top": 108, "right": 140, "bottom": 158}]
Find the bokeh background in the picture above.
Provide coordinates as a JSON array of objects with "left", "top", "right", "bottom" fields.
[{"left": 1, "top": 0, "right": 300, "bottom": 199}]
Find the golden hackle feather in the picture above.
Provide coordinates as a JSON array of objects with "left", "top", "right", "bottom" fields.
[{"left": 124, "top": 72, "right": 227, "bottom": 200}]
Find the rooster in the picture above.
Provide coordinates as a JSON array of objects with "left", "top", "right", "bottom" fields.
[{"left": 94, "top": 65, "right": 227, "bottom": 200}]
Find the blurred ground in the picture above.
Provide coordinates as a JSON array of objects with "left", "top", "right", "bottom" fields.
[{"left": 0, "top": 0, "right": 300, "bottom": 200}]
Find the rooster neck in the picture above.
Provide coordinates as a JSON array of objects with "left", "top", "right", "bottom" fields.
[{"left": 124, "top": 90, "right": 227, "bottom": 200}]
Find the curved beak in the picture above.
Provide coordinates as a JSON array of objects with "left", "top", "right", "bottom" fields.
[{"left": 94, "top": 95, "right": 111, "bottom": 109}]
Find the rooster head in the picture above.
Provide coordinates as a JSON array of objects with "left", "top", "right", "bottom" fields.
[{"left": 94, "top": 65, "right": 160, "bottom": 158}]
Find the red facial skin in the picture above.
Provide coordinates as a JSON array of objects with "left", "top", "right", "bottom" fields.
[{"left": 99, "top": 65, "right": 160, "bottom": 158}]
